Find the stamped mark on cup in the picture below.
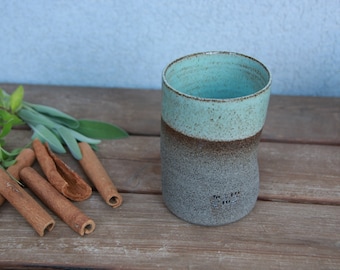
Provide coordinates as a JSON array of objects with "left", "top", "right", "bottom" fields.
[{"left": 210, "top": 191, "right": 241, "bottom": 210}]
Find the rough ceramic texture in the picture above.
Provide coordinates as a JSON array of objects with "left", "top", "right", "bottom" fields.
[
  {"left": 161, "top": 120, "right": 262, "bottom": 226},
  {"left": 162, "top": 52, "right": 271, "bottom": 141},
  {"left": 161, "top": 52, "right": 271, "bottom": 226}
]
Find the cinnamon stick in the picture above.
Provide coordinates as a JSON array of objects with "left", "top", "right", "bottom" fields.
[
  {"left": 0, "top": 168, "right": 55, "bottom": 236},
  {"left": 78, "top": 142, "right": 123, "bottom": 208},
  {"left": 20, "top": 167, "right": 96, "bottom": 236},
  {"left": 0, "top": 194, "right": 5, "bottom": 206},
  {"left": 0, "top": 148, "right": 36, "bottom": 207},
  {"left": 32, "top": 139, "right": 92, "bottom": 201}
]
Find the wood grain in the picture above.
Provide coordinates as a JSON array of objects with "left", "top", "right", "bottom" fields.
[
  {"left": 1, "top": 84, "right": 339, "bottom": 269},
  {"left": 5, "top": 130, "right": 340, "bottom": 204},
  {"left": 0, "top": 193, "right": 339, "bottom": 269},
  {"left": 1, "top": 83, "right": 162, "bottom": 136},
  {"left": 2, "top": 84, "right": 339, "bottom": 144},
  {"left": 258, "top": 142, "right": 340, "bottom": 205},
  {"left": 263, "top": 95, "right": 340, "bottom": 145}
]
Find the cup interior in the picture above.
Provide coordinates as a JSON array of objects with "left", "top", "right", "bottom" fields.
[{"left": 164, "top": 52, "right": 271, "bottom": 99}]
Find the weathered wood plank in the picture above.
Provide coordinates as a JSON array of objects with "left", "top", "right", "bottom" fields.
[
  {"left": 1, "top": 84, "right": 339, "bottom": 144},
  {"left": 1, "top": 83, "right": 162, "bottom": 136},
  {"left": 0, "top": 84, "right": 339, "bottom": 269},
  {"left": 263, "top": 95, "right": 340, "bottom": 145},
  {"left": 93, "top": 140, "right": 340, "bottom": 204},
  {"left": 4, "top": 130, "right": 340, "bottom": 204},
  {"left": 97, "top": 137, "right": 340, "bottom": 205},
  {"left": 0, "top": 193, "right": 339, "bottom": 269},
  {"left": 258, "top": 142, "right": 340, "bottom": 205}
]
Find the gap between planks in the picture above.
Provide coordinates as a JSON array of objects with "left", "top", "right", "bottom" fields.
[
  {"left": 3, "top": 84, "right": 339, "bottom": 146},
  {"left": 0, "top": 193, "right": 339, "bottom": 269},
  {"left": 5, "top": 130, "right": 340, "bottom": 206}
]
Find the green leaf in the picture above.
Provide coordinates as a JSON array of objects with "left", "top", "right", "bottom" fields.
[
  {"left": 2, "top": 158, "right": 17, "bottom": 168},
  {"left": 0, "top": 114, "right": 24, "bottom": 138},
  {"left": 0, "top": 89, "right": 10, "bottom": 109},
  {"left": 10, "top": 85, "right": 24, "bottom": 113},
  {"left": 26, "top": 103, "right": 79, "bottom": 129},
  {"left": 0, "top": 89, "right": 6, "bottom": 108},
  {"left": 17, "top": 108, "right": 55, "bottom": 128},
  {"left": 0, "top": 110, "right": 13, "bottom": 122},
  {"left": 1, "top": 146, "right": 28, "bottom": 158},
  {"left": 0, "top": 122, "right": 13, "bottom": 139},
  {"left": 45, "top": 115, "right": 79, "bottom": 129},
  {"left": 9, "top": 114, "right": 25, "bottom": 126},
  {"left": 75, "top": 119, "right": 128, "bottom": 139},
  {"left": 0, "top": 146, "right": 19, "bottom": 169},
  {"left": 29, "top": 124, "right": 66, "bottom": 154},
  {"left": 66, "top": 128, "right": 101, "bottom": 144},
  {"left": 56, "top": 126, "right": 82, "bottom": 160}
]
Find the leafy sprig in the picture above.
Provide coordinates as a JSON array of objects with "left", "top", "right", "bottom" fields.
[
  {"left": 0, "top": 85, "right": 128, "bottom": 167},
  {"left": 0, "top": 86, "right": 26, "bottom": 168}
]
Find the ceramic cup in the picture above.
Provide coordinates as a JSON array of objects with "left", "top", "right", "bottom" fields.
[{"left": 161, "top": 51, "right": 271, "bottom": 226}]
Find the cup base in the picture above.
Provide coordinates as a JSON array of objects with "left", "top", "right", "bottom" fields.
[{"left": 161, "top": 118, "right": 261, "bottom": 226}]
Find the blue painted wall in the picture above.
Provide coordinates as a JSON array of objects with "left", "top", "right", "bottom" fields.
[{"left": 0, "top": 0, "right": 339, "bottom": 96}]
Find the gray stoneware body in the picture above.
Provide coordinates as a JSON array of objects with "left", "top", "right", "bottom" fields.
[{"left": 161, "top": 52, "right": 271, "bottom": 226}]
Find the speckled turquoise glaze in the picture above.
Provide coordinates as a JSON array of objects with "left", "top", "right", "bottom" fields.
[
  {"left": 162, "top": 52, "right": 271, "bottom": 141},
  {"left": 161, "top": 52, "right": 271, "bottom": 226}
]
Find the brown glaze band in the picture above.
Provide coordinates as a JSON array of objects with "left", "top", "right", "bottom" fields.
[{"left": 161, "top": 118, "right": 262, "bottom": 152}]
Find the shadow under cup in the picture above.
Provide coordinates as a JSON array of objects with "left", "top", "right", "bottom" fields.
[{"left": 161, "top": 52, "right": 271, "bottom": 226}]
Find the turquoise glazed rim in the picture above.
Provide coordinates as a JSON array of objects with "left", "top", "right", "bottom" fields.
[{"left": 162, "top": 51, "right": 272, "bottom": 141}]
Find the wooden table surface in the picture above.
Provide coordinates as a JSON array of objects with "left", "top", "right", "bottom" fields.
[{"left": 0, "top": 84, "right": 339, "bottom": 269}]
